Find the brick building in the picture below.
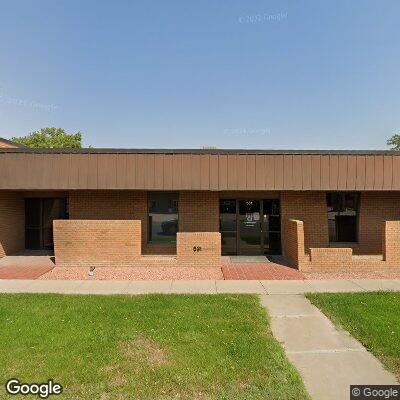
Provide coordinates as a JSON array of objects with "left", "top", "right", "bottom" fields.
[{"left": 1, "top": 145, "right": 400, "bottom": 270}]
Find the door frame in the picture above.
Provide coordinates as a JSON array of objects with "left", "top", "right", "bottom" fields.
[
  {"left": 237, "top": 198, "right": 264, "bottom": 255},
  {"left": 220, "top": 198, "right": 281, "bottom": 256}
]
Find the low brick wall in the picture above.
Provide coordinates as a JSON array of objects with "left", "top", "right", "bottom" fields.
[
  {"left": 54, "top": 220, "right": 142, "bottom": 267},
  {"left": 177, "top": 232, "right": 221, "bottom": 266},
  {"left": 53, "top": 220, "right": 222, "bottom": 268},
  {"left": 283, "top": 218, "right": 400, "bottom": 271},
  {"left": 308, "top": 248, "right": 353, "bottom": 270}
]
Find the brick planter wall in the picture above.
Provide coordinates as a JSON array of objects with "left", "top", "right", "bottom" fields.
[
  {"left": 177, "top": 232, "right": 221, "bottom": 267},
  {"left": 283, "top": 218, "right": 400, "bottom": 271},
  {"left": 54, "top": 220, "right": 141, "bottom": 267},
  {"left": 308, "top": 248, "right": 353, "bottom": 270},
  {"left": 53, "top": 220, "right": 222, "bottom": 268}
]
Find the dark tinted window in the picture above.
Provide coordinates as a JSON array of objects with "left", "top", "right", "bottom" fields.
[
  {"left": 239, "top": 200, "right": 260, "bottom": 214},
  {"left": 219, "top": 199, "right": 236, "bottom": 214},
  {"left": 148, "top": 192, "right": 179, "bottom": 243},
  {"left": 327, "top": 192, "right": 359, "bottom": 242},
  {"left": 25, "top": 198, "right": 67, "bottom": 250},
  {"left": 220, "top": 199, "right": 236, "bottom": 232}
]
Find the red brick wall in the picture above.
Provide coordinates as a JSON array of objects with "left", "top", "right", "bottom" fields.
[
  {"left": 282, "top": 218, "right": 357, "bottom": 271},
  {"left": 358, "top": 192, "right": 400, "bottom": 254},
  {"left": 308, "top": 248, "right": 353, "bottom": 270},
  {"left": 281, "top": 191, "right": 400, "bottom": 256},
  {"left": 281, "top": 191, "right": 329, "bottom": 251},
  {"left": 383, "top": 221, "right": 400, "bottom": 264},
  {"left": 53, "top": 220, "right": 222, "bottom": 267},
  {"left": 69, "top": 190, "right": 220, "bottom": 255},
  {"left": 54, "top": 219, "right": 141, "bottom": 267},
  {"left": 179, "top": 191, "right": 219, "bottom": 232},
  {"left": 68, "top": 190, "right": 151, "bottom": 252},
  {"left": 282, "top": 219, "right": 305, "bottom": 266},
  {"left": 177, "top": 232, "right": 221, "bottom": 266},
  {"left": 0, "top": 191, "right": 25, "bottom": 258},
  {"left": 284, "top": 218, "right": 400, "bottom": 271},
  {"left": 69, "top": 191, "right": 137, "bottom": 219},
  {"left": 64, "top": 190, "right": 400, "bottom": 259}
]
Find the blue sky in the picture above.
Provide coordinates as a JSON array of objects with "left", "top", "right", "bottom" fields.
[{"left": 0, "top": 0, "right": 399, "bottom": 149}]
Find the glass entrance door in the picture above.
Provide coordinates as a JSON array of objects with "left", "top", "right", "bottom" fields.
[
  {"left": 238, "top": 200, "right": 262, "bottom": 254},
  {"left": 220, "top": 198, "right": 281, "bottom": 255}
]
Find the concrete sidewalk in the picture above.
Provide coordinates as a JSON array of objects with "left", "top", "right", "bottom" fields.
[
  {"left": 261, "top": 295, "right": 397, "bottom": 400},
  {"left": 0, "top": 279, "right": 400, "bottom": 294}
]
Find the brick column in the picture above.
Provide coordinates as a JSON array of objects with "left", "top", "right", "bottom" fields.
[
  {"left": 383, "top": 221, "right": 400, "bottom": 265},
  {"left": 282, "top": 219, "right": 305, "bottom": 268}
]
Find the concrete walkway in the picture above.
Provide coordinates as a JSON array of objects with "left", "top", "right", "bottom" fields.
[
  {"left": 261, "top": 295, "right": 397, "bottom": 400},
  {"left": 0, "top": 278, "right": 400, "bottom": 294}
]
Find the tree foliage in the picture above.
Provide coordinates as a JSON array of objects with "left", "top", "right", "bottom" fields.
[
  {"left": 387, "top": 134, "right": 400, "bottom": 151},
  {"left": 12, "top": 127, "right": 82, "bottom": 148}
]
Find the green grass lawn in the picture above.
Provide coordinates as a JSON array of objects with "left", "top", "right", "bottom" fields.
[
  {"left": 307, "top": 292, "right": 400, "bottom": 381},
  {"left": 0, "top": 294, "right": 309, "bottom": 400}
]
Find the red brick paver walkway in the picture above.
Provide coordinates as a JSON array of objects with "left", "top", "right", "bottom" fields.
[
  {"left": 0, "top": 265, "right": 54, "bottom": 280},
  {"left": 222, "top": 263, "right": 305, "bottom": 280}
]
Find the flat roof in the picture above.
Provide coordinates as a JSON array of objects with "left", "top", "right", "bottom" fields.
[{"left": 0, "top": 147, "right": 398, "bottom": 155}]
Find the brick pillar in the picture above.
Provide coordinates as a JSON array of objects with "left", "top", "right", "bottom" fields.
[
  {"left": 282, "top": 219, "right": 305, "bottom": 268},
  {"left": 383, "top": 221, "right": 400, "bottom": 265}
]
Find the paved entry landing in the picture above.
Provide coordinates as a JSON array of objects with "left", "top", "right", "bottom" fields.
[
  {"left": 222, "top": 257, "right": 305, "bottom": 280},
  {"left": 229, "top": 256, "right": 271, "bottom": 263},
  {"left": 0, "top": 251, "right": 54, "bottom": 279}
]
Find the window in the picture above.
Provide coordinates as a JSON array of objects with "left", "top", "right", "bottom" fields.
[
  {"left": 148, "top": 192, "right": 179, "bottom": 243},
  {"left": 219, "top": 199, "right": 237, "bottom": 254},
  {"left": 25, "top": 198, "right": 68, "bottom": 250},
  {"left": 327, "top": 192, "right": 359, "bottom": 242}
]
